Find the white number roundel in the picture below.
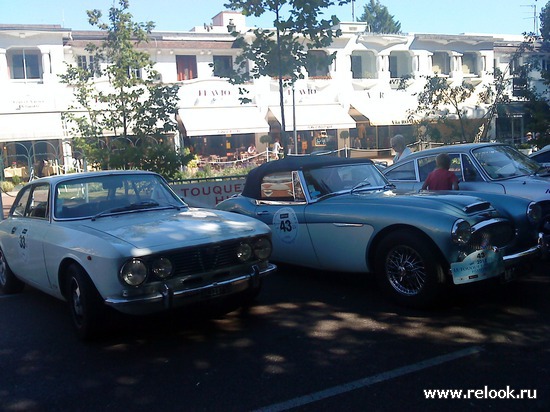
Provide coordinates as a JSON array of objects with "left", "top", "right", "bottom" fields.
[{"left": 272, "top": 207, "right": 299, "bottom": 244}]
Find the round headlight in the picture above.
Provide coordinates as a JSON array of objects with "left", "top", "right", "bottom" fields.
[
  {"left": 236, "top": 242, "right": 253, "bottom": 262},
  {"left": 152, "top": 257, "right": 173, "bottom": 279},
  {"left": 253, "top": 237, "right": 272, "bottom": 260},
  {"left": 452, "top": 219, "right": 472, "bottom": 245},
  {"left": 120, "top": 258, "right": 148, "bottom": 286},
  {"left": 527, "top": 202, "right": 542, "bottom": 224}
]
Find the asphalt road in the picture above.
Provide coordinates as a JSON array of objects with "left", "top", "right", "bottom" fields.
[{"left": 0, "top": 261, "right": 548, "bottom": 412}]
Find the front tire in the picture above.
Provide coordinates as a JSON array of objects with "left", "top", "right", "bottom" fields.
[
  {"left": 375, "top": 230, "right": 447, "bottom": 308},
  {"left": 0, "top": 248, "right": 24, "bottom": 294},
  {"left": 66, "top": 264, "right": 105, "bottom": 340}
]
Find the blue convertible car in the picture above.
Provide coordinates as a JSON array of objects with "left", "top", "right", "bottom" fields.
[{"left": 217, "top": 156, "right": 544, "bottom": 307}]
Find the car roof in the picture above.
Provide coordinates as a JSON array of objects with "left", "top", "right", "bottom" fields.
[
  {"left": 30, "top": 170, "right": 159, "bottom": 185},
  {"left": 242, "top": 155, "right": 374, "bottom": 199},
  {"left": 385, "top": 142, "right": 511, "bottom": 168}
]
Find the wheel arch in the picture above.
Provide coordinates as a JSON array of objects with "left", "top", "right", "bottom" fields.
[
  {"left": 368, "top": 224, "right": 449, "bottom": 282},
  {"left": 58, "top": 258, "right": 85, "bottom": 299}
]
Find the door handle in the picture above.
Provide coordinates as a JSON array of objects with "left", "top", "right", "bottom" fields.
[{"left": 256, "top": 211, "right": 270, "bottom": 216}]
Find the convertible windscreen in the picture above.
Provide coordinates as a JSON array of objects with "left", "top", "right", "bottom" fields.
[
  {"left": 303, "top": 164, "right": 388, "bottom": 198},
  {"left": 54, "top": 174, "right": 184, "bottom": 219}
]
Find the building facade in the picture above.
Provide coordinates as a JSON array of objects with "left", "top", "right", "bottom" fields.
[{"left": 0, "top": 11, "right": 541, "bottom": 177}]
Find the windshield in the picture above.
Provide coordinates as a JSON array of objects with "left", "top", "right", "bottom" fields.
[
  {"left": 472, "top": 145, "right": 541, "bottom": 180},
  {"left": 54, "top": 173, "right": 185, "bottom": 219},
  {"left": 303, "top": 163, "right": 388, "bottom": 198}
]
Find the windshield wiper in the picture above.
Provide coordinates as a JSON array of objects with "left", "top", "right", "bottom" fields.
[
  {"left": 91, "top": 201, "right": 161, "bottom": 221},
  {"left": 351, "top": 181, "right": 394, "bottom": 194},
  {"left": 351, "top": 181, "right": 371, "bottom": 192}
]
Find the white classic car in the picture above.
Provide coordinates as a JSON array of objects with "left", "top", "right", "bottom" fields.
[{"left": 0, "top": 171, "right": 276, "bottom": 339}]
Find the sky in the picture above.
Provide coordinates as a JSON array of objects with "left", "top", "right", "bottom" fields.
[{"left": 0, "top": 0, "right": 544, "bottom": 36}]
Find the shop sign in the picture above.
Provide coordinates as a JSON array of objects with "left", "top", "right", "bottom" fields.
[{"left": 170, "top": 179, "right": 246, "bottom": 208}]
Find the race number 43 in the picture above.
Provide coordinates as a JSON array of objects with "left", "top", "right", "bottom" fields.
[{"left": 273, "top": 207, "right": 299, "bottom": 244}]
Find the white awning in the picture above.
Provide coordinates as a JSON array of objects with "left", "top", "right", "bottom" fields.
[
  {"left": 0, "top": 112, "right": 65, "bottom": 142},
  {"left": 269, "top": 104, "right": 356, "bottom": 131},
  {"left": 350, "top": 100, "right": 416, "bottom": 126},
  {"left": 177, "top": 106, "right": 269, "bottom": 137}
]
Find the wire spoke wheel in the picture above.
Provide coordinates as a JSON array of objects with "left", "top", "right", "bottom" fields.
[
  {"left": 385, "top": 245, "right": 428, "bottom": 296},
  {"left": 375, "top": 230, "right": 446, "bottom": 308}
]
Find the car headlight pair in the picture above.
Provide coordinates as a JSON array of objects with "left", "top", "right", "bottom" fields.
[
  {"left": 452, "top": 219, "right": 472, "bottom": 245},
  {"left": 120, "top": 257, "right": 173, "bottom": 286},
  {"left": 237, "top": 237, "right": 272, "bottom": 262}
]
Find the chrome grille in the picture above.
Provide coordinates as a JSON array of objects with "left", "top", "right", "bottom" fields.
[
  {"left": 167, "top": 242, "right": 243, "bottom": 277},
  {"left": 469, "top": 219, "right": 515, "bottom": 251}
]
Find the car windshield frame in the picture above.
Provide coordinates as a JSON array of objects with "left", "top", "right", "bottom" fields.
[
  {"left": 53, "top": 173, "right": 186, "bottom": 220},
  {"left": 302, "top": 163, "right": 389, "bottom": 199},
  {"left": 471, "top": 145, "right": 541, "bottom": 180}
]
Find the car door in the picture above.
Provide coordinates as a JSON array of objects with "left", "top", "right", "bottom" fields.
[
  {"left": 383, "top": 159, "right": 421, "bottom": 192},
  {"left": 457, "top": 153, "right": 506, "bottom": 193},
  {"left": 253, "top": 171, "right": 319, "bottom": 267},
  {"left": 3, "top": 183, "right": 52, "bottom": 288}
]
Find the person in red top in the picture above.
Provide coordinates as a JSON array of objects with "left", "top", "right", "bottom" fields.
[{"left": 421, "top": 153, "right": 459, "bottom": 190}]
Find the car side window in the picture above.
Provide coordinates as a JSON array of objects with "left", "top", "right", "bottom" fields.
[
  {"left": 418, "top": 156, "right": 437, "bottom": 181},
  {"left": 26, "top": 184, "right": 50, "bottom": 219},
  {"left": 9, "top": 184, "right": 49, "bottom": 219},
  {"left": 259, "top": 172, "right": 295, "bottom": 201},
  {"left": 11, "top": 186, "right": 32, "bottom": 217},
  {"left": 461, "top": 155, "right": 482, "bottom": 182},
  {"left": 385, "top": 160, "right": 417, "bottom": 181}
]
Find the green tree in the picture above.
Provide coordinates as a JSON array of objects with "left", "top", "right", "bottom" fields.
[
  {"left": 408, "top": 33, "right": 542, "bottom": 144},
  {"left": 224, "top": 0, "right": 351, "bottom": 149},
  {"left": 358, "top": 0, "right": 401, "bottom": 34},
  {"left": 60, "top": 0, "right": 192, "bottom": 179},
  {"left": 411, "top": 76, "right": 475, "bottom": 142}
]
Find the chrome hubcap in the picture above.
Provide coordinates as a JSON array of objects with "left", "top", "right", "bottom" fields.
[{"left": 71, "top": 279, "right": 84, "bottom": 321}]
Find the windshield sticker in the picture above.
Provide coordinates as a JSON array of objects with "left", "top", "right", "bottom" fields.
[{"left": 273, "top": 207, "right": 299, "bottom": 244}]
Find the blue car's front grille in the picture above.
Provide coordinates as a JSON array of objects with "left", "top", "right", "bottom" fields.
[{"left": 468, "top": 219, "right": 515, "bottom": 251}]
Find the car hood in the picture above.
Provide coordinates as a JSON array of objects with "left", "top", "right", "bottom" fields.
[
  {"left": 497, "top": 175, "right": 550, "bottom": 198},
  {"left": 79, "top": 208, "right": 265, "bottom": 249},
  {"left": 340, "top": 190, "right": 496, "bottom": 217}
]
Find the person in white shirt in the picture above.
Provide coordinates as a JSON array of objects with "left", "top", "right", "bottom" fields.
[
  {"left": 391, "top": 134, "right": 412, "bottom": 163},
  {"left": 273, "top": 138, "right": 283, "bottom": 159}
]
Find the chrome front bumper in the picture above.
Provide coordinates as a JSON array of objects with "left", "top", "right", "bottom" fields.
[
  {"left": 451, "top": 233, "right": 545, "bottom": 285},
  {"left": 104, "top": 263, "right": 277, "bottom": 315},
  {"left": 503, "top": 232, "right": 547, "bottom": 267}
]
